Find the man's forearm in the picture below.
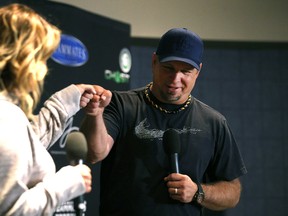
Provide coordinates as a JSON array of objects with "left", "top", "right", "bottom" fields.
[
  {"left": 81, "top": 115, "right": 112, "bottom": 163},
  {"left": 200, "top": 178, "right": 242, "bottom": 211}
]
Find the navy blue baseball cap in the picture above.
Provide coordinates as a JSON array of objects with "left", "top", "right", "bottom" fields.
[{"left": 156, "top": 28, "right": 204, "bottom": 71}]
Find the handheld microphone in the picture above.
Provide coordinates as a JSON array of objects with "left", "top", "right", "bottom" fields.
[
  {"left": 163, "top": 129, "right": 181, "bottom": 173},
  {"left": 65, "top": 131, "right": 88, "bottom": 216}
]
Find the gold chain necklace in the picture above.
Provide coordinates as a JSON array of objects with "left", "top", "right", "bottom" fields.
[{"left": 144, "top": 82, "right": 192, "bottom": 114}]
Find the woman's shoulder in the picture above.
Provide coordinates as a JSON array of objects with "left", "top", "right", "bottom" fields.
[{"left": 0, "top": 100, "right": 29, "bottom": 127}]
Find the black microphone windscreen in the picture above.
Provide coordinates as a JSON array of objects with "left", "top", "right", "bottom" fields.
[
  {"left": 163, "top": 129, "right": 180, "bottom": 154},
  {"left": 65, "top": 131, "right": 88, "bottom": 161}
]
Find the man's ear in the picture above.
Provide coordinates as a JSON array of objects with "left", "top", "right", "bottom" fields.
[
  {"left": 199, "top": 63, "right": 203, "bottom": 72},
  {"left": 152, "top": 52, "right": 158, "bottom": 71},
  {"left": 152, "top": 52, "right": 158, "bottom": 65}
]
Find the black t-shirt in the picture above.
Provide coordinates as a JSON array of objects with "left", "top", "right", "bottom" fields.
[{"left": 100, "top": 86, "right": 247, "bottom": 216}]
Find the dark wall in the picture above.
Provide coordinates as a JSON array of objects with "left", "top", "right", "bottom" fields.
[{"left": 130, "top": 40, "right": 288, "bottom": 216}]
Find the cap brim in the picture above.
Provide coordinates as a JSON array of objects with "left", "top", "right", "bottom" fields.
[{"left": 159, "top": 56, "right": 200, "bottom": 71}]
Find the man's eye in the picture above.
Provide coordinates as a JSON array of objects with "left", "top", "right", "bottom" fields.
[
  {"left": 182, "top": 67, "right": 197, "bottom": 74},
  {"left": 181, "top": 70, "right": 192, "bottom": 74},
  {"left": 162, "top": 65, "right": 174, "bottom": 71}
]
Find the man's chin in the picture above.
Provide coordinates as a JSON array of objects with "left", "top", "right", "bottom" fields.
[{"left": 166, "top": 95, "right": 181, "bottom": 103}]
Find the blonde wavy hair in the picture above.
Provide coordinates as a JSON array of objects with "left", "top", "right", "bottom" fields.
[{"left": 0, "top": 3, "right": 61, "bottom": 119}]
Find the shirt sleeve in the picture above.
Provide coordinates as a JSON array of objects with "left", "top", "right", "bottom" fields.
[
  {"left": 31, "top": 84, "right": 82, "bottom": 149},
  {"left": 206, "top": 119, "right": 247, "bottom": 182}
]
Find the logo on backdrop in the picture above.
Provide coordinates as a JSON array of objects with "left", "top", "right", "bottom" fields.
[
  {"left": 119, "top": 48, "right": 132, "bottom": 73},
  {"left": 49, "top": 118, "right": 79, "bottom": 156},
  {"left": 104, "top": 47, "right": 131, "bottom": 84},
  {"left": 51, "top": 34, "right": 89, "bottom": 67}
]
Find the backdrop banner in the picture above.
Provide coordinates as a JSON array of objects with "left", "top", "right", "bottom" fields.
[{"left": 0, "top": 1, "right": 131, "bottom": 216}]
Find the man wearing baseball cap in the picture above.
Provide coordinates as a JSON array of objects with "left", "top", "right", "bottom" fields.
[{"left": 82, "top": 28, "right": 247, "bottom": 216}]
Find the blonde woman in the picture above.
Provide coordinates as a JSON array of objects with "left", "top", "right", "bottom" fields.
[{"left": 0, "top": 4, "right": 100, "bottom": 215}]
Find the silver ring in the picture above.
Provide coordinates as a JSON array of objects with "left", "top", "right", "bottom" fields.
[{"left": 175, "top": 188, "right": 178, "bottom": 194}]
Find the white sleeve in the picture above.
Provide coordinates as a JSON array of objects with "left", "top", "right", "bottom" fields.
[{"left": 31, "top": 84, "right": 82, "bottom": 149}]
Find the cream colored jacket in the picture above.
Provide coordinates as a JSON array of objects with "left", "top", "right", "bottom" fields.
[{"left": 0, "top": 85, "right": 86, "bottom": 216}]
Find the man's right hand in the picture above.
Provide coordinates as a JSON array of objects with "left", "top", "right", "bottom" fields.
[{"left": 84, "top": 85, "right": 112, "bottom": 116}]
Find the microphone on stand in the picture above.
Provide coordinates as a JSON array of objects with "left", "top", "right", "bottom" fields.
[
  {"left": 163, "top": 129, "right": 181, "bottom": 173},
  {"left": 65, "top": 131, "right": 88, "bottom": 216}
]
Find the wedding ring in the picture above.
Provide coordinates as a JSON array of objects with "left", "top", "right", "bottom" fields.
[{"left": 175, "top": 188, "right": 178, "bottom": 194}]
